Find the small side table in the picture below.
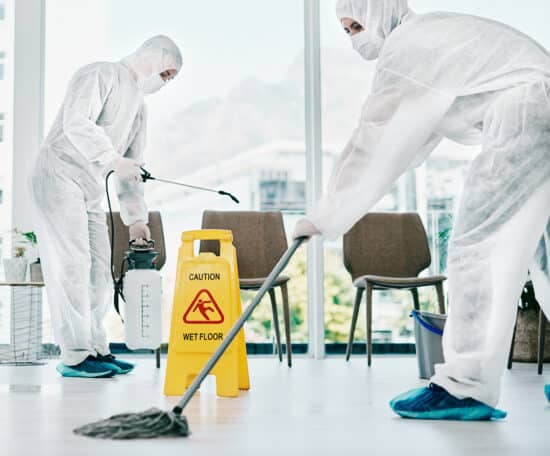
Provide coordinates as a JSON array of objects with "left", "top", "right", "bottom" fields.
[{"left": 0, "top": 281, "right": 45, "bottom": 365}]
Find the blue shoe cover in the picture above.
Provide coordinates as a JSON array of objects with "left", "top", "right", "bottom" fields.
[
  {"left": 545, "top": 384, "right": 550, "bottom": 403},
  {"left": 57, "top": 356, "right": 116, "bottom": 378},
  {"left": 390, "top": 384, "right": 507, "bottom": 421},
  {"left": 97, "top": 354, "right": 135, "bottom": 374}
]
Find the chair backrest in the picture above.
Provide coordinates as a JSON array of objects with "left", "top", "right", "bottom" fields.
[
  {"left": 106, "top": 211, "right": 166, "bottom": 279},
  {"left": 200, "top": 211, "right": 288, "bottom": 279},
  {"left": 343, "top": 212, "right": 431, "bottom": 281}
]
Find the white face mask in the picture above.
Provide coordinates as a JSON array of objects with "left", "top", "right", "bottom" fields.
[
  {"left": 351, "top": 30, "right": 383, "bottom": 61},
  {"left": 141, "top": 73, "right": 166, "bottom": 95}
]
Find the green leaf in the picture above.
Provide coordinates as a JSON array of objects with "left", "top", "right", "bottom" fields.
[{"left": 21, "top": 231, "right": 38, "bottom": 245}]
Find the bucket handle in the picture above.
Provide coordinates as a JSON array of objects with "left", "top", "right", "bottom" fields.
[{"left": 410, "top": 310, "right": 444, "bottom": 336}]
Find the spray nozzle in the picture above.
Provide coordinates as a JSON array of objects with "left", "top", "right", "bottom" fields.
[{"left": 218, "top": 190, "right": 240, "bottom": 204}]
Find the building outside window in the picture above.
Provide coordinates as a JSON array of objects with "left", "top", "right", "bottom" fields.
[{"left": 259, "top": 170, "right": 306, "bottom": 212}]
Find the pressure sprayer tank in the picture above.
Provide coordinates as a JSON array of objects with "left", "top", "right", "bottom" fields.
[{"left": 123, "top": 243, "right": 162, "bottom": 351}]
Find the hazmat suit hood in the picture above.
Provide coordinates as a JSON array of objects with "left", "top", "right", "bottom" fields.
[
  {"left": 336, "top": 0, "right": 412, "bottom": 60},
  {"left": 122, "top": 35, "right": 183, "bottom": 95}
]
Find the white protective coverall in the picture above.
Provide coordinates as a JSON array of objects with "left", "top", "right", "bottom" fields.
[
  {"left": 310, "top": 0, "right": 550, "bottom": 407},
  {"left": 30, "top": 36, "right": 182, "bottom": 366}
]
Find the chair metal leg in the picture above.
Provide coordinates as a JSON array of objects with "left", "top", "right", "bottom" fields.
[
  {"left": 435, "top": 282, "right": 446, "bottom": 314},
  {"left": 538, "top": 309, "right": 546, "bottom": 375},
  {"left": 410, "top": 288, "right": 420, "bottom": 311},
  {"left": 156, "top": 347, "right": 161, "bottom": 369},
  {"left": 507, "top": 318, "right": 518, "bottom": 370},
  {"left": 346, "top": 287, "right": 364, "bottom": 361},
  {"left": 281, "top": 282, "right": 292, "bottom": 368},
  {"left": 366, "top": 281, "right": 374, "bottom": 367},
  {"left": 268, "top": 287, "right": 283, "bottom": 363}
]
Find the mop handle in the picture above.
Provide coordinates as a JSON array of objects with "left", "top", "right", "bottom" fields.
[{"left": 173, "top": 237, "right": 307, "bottom": 414}]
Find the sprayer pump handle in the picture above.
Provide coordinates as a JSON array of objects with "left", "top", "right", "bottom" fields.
[{"left": 129, "top": 239, "right": 156, "bottom": 250}]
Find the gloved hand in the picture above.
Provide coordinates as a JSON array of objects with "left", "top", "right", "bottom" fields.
[
  {"left": 292, "top": 218, "right": 321, "bottom": 241},
  {"left": 112, "top": 157, "right": 143, "bottom": 183},
  {"left": 129, "top": 221, "right": 151, "bottom": 246}
]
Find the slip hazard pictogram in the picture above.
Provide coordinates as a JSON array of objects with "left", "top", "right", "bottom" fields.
[{"left": 183, "top": 289, "right": 225, "bottom": 324}]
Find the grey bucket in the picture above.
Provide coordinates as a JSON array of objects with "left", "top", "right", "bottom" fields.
[{"left": 411, "top": 310, "right": 447, "bottom": 380}]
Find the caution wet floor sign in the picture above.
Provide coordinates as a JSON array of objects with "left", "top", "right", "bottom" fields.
[{"left": 164, "top": 230, "right": 249, "bottom": 398}]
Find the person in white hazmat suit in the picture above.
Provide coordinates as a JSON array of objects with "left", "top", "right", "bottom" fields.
[
  {"left": 294, "top": 0, "right": 550, "bottom": 419},
  {"left": 30, "top": 36, "right": 182, "bottom": 378}
]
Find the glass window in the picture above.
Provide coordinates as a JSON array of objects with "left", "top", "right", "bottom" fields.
[
  {"left": 45, "top": 0, "right": 307, "bottom": 347},
  {"left": 320, "top": 1, "right": 426, "bottom": 345},
  {"left": 320, "top": 0, "right": 550, "bottom": 346}
]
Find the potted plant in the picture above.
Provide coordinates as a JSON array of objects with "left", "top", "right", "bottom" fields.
[
  {"left": 2, "top": 229, "right": 41, "bottom": 283},
  {"left": 18, "top": 231, "right": 42, "bottom": 283},
  {"left": 3, "top": 244, "right": 28, "bottom": 282}
]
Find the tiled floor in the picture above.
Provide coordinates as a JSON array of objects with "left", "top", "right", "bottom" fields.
[{"left": 0, "top": 356, "right": 548, "bottom": 456}]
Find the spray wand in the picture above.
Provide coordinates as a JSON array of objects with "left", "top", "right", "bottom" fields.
[{"left": 140, "top": 167, "right": 240, "bottom": 204}]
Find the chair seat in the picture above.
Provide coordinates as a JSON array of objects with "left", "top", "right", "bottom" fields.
[
  {"left": 354, "top": 275, "right": 447, "bottom": 290},
  {"left": 240, "top": 275, "right": 290, "bottom": 290}
]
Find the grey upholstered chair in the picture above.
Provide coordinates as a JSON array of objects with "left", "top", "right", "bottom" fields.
[
  {"left": 343, "top": 212, "right": 446, "bottom": 366},
  {"left": 201, "top": 210, "right": 293, "bottom": 367},
  {"left": 105, "top": 211, "right": 166, "bottom": 368}
]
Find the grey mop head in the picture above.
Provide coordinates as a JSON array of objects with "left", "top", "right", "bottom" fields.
[{"left": 73, "top": 407, "right": 190, "bottom": 439}]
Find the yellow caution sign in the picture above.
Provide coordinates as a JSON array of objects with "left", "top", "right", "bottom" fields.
[{"left": 164, "top": 230, "right": 250, "bottom": 398}]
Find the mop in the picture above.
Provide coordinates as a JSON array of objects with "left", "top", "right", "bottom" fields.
[{"left": 73, "top": 235, "right": 306, "bottom": 439}]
